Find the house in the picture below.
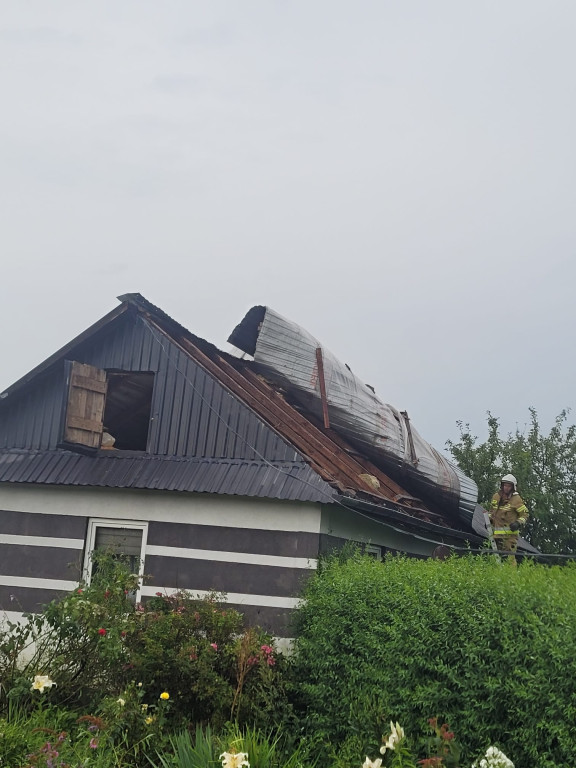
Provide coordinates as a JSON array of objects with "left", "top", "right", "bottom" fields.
[{"left": 0, "top": 294, "right": 509, "bottom": 639}]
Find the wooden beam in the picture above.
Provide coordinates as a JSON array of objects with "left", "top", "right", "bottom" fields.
[{"left": 315, "top": 347, "right": 330, "bottom": 429}]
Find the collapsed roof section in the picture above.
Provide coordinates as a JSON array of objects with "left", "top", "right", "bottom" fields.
[{"left": 229, "top": 305, "right": 478, "bottom": 526}]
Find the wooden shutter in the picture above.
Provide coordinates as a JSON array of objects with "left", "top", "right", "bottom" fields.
[{"left": 62, "top": 361, "right": 107, "bottom": 449}]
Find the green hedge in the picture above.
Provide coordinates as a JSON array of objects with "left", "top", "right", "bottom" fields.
[{"left": 289, "top": 553, "right": 576, "bottom": 766}]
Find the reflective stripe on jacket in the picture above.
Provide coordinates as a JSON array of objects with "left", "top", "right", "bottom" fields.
[{"left": 490, "top": 491, "right": 529, "bottom": 535}]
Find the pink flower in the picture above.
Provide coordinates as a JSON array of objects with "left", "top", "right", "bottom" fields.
[
  {"left": 89, "top": 738, "right": 98, "bottom": 749},
  {"left": 155, "top": 592, "right": 163, "bottom": 597},
  {"left": 261, "top": 644, "right": 273, "bottom": 655},
  {"left": 210, "top": 643, "right": 218, "bottom": 651},
  {"left": 267, "top": 656, "right": 276, "bottom": 666},
  {"left": 247, "top": 655, "right": 259, "bottom": 666},
  {"left": 189, "top": 653, "right": 197, "bottom": 660},
  {"left": 98, "top": 628, "right": 107, "bottom": 636}
]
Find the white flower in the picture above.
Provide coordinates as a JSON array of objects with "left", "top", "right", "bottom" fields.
[
  {"left": 219, "top": 751, "right": 250, "bottom": 768},
  {"left": 379, "top": 721, "right": 405, "bottom": 754},
  {"left": 117, "top": 698, "right": 126, "bottom": 706},
  {"left": 363, "top": 757, "right": 382, "bottom": 768},
  {"left": 31, "top": 675, "right": 55, "bottom": 693},
  {"left": 472, "top": 746, "right": 514, "bottom": 768}
]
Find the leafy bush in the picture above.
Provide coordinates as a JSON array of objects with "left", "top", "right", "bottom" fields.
[
  {"left": 151, "top": 722, "right": 312, "bottom": 768},
  {"left": 0, "top": 702, "right": 145, "bottom": 767},
  {"left": 0, "top": 555, "right": 290, "bottom": 734},
  {"left": 289, "top": 552, "right": 576, "bottom": 766},
  {"left": 0, "top": 554, "right": 139, "bottom": 712},
  {"left": 123, "top": 592, "right": 290, "bottom": 729}
]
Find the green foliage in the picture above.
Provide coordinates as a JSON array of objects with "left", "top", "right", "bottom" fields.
[
  {"left": 150, "top": 723, "right": 312, "bottom": 768},
  {"left": 446, "top": 408, "right": 576, "bottom": 553},
  {"left": 0, "top": 555, "right": 290, "bottom": 747},
  {"left": 289, "top": 552, "right": 576, "bottom": 766},
  {"left": 151, "top": 725, "right": 219, "bottom": 768},
  {"left": 0, "top": 701, "right": 150, "bottom": 767},
  {"left": 124, "top": 592, "right": 289, "bottom": 729},
  {"left": 0, "top": 552, "right": 139, "bottom": 712}
]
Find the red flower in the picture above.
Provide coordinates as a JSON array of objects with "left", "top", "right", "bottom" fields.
[
  {"left": 98, "top": 628, "right": 107, "bottom": 636},
  {"left": 104, "top": 590, "right": 110, "bottom": 599},
  {"left": 155, "top": 592, "right": 163, "bottom": 597},
  {"left": 77, "top": 589, "right": 83, "bottom": 594}
]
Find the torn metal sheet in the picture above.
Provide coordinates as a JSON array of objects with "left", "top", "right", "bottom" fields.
[{"left": 229, "top": 306, "right": 478, "bottom": 525}]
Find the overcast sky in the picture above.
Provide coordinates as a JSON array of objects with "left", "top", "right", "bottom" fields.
[{"left": 1, "top": 1, "right": 574, "bottom": 453}]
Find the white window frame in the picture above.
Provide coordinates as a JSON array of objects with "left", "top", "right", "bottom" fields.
[{"left": 83, "top": 518, "right": 149, "bottom": 603}]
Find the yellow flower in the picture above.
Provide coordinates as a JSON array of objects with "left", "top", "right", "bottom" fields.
[
  {"left": 117, "top": 697, "right": 126, "bottom": 706},
  {"left": 141, "top": 704, "right": 148, "bottom": 711},
  {"left": 145, "top": 716, "right": 155, "bottom": 725},
  {"left": 31, "top": 675, "right": 55, "bottom": 693},
  {"left": 220, "top": 751, "right": 250, "bottom": 768},
  {"left": 160, "top": 691, "right": 170, "bottom": 700}
]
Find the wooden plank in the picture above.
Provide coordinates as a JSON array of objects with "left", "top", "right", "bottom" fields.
[
  {"left": 67, "top": 415, "right": 105, "bottom": 432},
  {"left": 70, "top": 375, "right": 107, "bottom": 394},
  {"left": 315, "top": 347, "right": 330, "bottom": 429}
]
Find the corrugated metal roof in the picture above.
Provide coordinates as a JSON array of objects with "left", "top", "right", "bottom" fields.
[
  {"left": 229, "top": 305, "right": 479, "bottom": 526},
  {"left": 0, "top": 449, "right": 333, "bottom": 502},
  {"left": 0, "top": 293, "right": 455, "bottom": 527}
]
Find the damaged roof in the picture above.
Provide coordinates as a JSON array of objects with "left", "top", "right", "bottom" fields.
[{"left": 0, "top": 293, "right": 456, "bottom": 528}]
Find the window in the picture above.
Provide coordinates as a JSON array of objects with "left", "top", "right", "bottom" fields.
[
  {"left": 60, "top": 361, "right": 154, "bottom": 452},
  {"left": 83, "top": 519, "right": 148, "bottom": 603},
  {"left": 103, "top": 371, "right": 155, "bottom": 450},
  {"left": 364, "top": 544, "right": 382, "bottom": 561}
]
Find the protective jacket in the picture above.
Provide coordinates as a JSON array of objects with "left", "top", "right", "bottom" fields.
[{"left": 490, "top": 491, "right": 529, "bottom": 536}]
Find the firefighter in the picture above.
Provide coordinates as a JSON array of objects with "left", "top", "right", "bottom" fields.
[{"left": 489, "top": 474, "right": 529, "bottom": 557}]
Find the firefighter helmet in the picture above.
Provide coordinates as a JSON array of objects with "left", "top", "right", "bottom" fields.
[{"left": 501, "top": 473, "right": 517, "bottom": 491}]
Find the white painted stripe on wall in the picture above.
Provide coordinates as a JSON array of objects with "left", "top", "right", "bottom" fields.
[
  {"left": 140, "top": 585, "right": 301, "bottom": 609},
  {"left": 0, "top": 486, "right": 322, "bottom": 533},
  {"left": 0, "top": 534, "right": 84, "bottom": 550},
  {"left": 0, "top": 575, "right": 78, "bottom": 591},
  {"left": 146, "top": 544, "right": 317, "bottom": 570},
  {"left": 0, "top": 609, "right": 25, "bottom": 627}
]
